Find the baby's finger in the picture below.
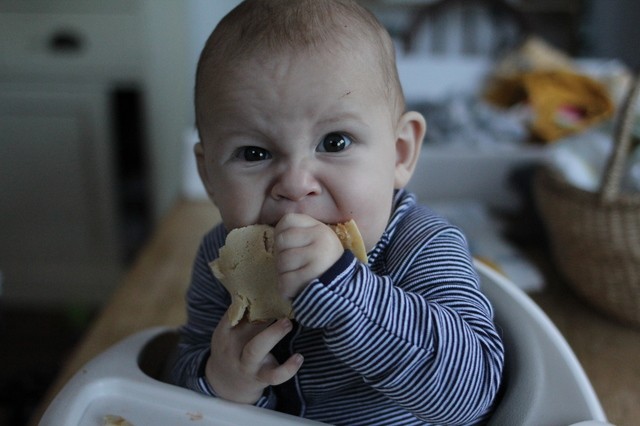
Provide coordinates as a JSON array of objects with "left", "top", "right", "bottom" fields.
[
  {"left": 276, "top": 212, "right": 317, "bottom": 230},
  {"left": 240, "top": 318, "right": 293, "bottom": 365},
  {"left": 278, "top": 269, "right": 313, "bottom": 299},
  {"left": 275, "top": 222, "right": 314, "bottom": 253},
  {"left": 277, "top": 245, "right": 313, "bottom": 274},
  {"left": 216, "top": 307, "right": 268, "bottom": 341},
  {"left": 217, "top": 306, "right": 236, "bottom": 330},
  {"left": 257, "top": 353, "right": 304, "bottom": 386}
]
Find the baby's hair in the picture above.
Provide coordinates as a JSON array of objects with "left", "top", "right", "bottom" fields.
[{"left": 195, "top": 0, "right": 405, "bottom": 130}]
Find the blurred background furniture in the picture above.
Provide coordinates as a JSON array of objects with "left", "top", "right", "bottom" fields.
[
  {"left": 400, "top": 0, "right": 531, "bottom": 57},
  {"left": 363, "top": 0, "right": 585, "bottom": 57}
]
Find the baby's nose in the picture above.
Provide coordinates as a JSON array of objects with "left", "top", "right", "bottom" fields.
[{"left": 270, "top": 162, "right": 321, "bottom": 201}]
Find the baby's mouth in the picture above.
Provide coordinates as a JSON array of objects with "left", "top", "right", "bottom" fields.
[
  {"left": 263, "top": 215, "right": 349, "bottom": 229},
  {"left": 261, "top": 204, "right": 348, "bottom": 227}
]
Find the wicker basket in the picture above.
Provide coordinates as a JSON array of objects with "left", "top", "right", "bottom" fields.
[{"left": 534, "top": 72, "right": 640, "bottom": 327}]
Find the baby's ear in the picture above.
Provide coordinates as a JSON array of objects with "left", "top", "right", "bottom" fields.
[
  {"left": 194, "top": 142, "right": 217, "bottom": 201},
  {"left": 394, "top": 111, "right": 426, "bottom": 188}
]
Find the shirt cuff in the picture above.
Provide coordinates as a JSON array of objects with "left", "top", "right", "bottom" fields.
[
  {"left": 293, "top": 250, "right": 359, "bottom": 328},
  {"left": 197, "top": 376, "right": 277, "bottom": 408},
  {"left": 196, "top": 350, "right": 277, "bottom": 408},
  {"left": 317, "top": 249, "right": 356, "bottom": 286}
]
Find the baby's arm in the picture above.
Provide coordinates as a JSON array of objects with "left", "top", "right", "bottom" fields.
[{"left": 293, "top": 226, "right": 504, "bottom": 425}]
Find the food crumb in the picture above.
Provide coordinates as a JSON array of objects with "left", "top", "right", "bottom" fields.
[
  {"left": 103, "top": 415, "right": 133, "bottom": 426},
  {"left": 187, "top": 411, "right": 203, "bottom": 421}
]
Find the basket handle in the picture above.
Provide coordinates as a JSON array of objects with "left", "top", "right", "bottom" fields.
[{"left": 599, "top": 71, "right": 640, "bottom": 202}]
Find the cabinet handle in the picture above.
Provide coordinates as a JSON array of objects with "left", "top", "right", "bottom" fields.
[{"left": 49, "top": 29, "right": 84, "bottom": 53}]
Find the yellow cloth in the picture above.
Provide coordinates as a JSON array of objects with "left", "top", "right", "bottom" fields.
[{"left": 485, "top": 69, "right": 614, "bottom": 142}]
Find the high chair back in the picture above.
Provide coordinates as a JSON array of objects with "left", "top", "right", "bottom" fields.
[{"left": 475, "top": 260, "right": 608, "bottom": 425}]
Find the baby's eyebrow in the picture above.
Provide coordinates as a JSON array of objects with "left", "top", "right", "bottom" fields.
[
  {"left": 340, "top": 90, "right": 352, "bottom": 98},
  {"left": 317, "top": 111, "right": 364, "bottom": 128}
]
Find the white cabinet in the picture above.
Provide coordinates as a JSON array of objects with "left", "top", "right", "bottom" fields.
[
  {"left": 0, "top": 2, "right": 146, "bottom": 306},
  {"left": 0, "top": 83, "right": 122, "bottom": 305}
]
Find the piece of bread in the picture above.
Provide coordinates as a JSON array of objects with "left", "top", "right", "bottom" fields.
[
  {"left": 211, "top": 220, "right": 366, "bottom": 326},
  {"left": 330, "top": 220, "right": 367, "bottom": 264}
]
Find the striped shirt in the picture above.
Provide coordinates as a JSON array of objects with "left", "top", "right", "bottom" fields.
[{"left": 172, "top": 190, "right": 504, "bottom": 425}]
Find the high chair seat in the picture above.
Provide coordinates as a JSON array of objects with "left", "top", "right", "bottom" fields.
[{"left": 40, "top": 260, "right": 610, "bottom": 425}]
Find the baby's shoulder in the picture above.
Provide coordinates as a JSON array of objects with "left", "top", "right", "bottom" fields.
[
  {"left": 198, "top": 223, "right": 228, "bottom": 262},
  {"left": 395, "top": 202, "right": 458, "bottom": 241},
  {"left": 384, "top": 202, "right": 471, "bottom": 279}
]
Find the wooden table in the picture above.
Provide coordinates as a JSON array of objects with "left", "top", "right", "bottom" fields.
[{"left": 32, "top": 199, "right": 640, "bottom": 426}]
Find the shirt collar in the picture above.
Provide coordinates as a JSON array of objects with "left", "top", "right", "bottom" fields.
[{"left": 366, "top": 189, "right": 415, "bottom": 266}]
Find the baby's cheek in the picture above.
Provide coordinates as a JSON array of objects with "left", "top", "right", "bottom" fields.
[
  {"left": 327, "top": 169, "right": 394, "bottom": 251},
  {"left": 219, "top": 196, "right": 262, "bottom": 229}
]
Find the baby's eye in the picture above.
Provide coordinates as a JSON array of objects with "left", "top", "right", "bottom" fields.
[
  {"left": 237, "top": 146, "right": 271, "bottom": 162},
  {"left": 317, "top": 132, "right": 352, "bottom": 153}
]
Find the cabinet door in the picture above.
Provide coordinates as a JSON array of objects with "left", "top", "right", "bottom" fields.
[{"left": 0, "top": 83, "right": 122, "bottom": 305}]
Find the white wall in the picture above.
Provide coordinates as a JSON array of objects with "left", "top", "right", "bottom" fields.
[
  {"left": 141, "top": 0, "right": 241, "bottom": 221},
  {"left": 186, "top": 1, "right": 243, "bottom": 127},
  {"left": 140, "top": 1, "right": 189, "bottom": 222}
]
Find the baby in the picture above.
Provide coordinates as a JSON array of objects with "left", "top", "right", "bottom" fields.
[{"left": 172, "top": 0, "right": 504, "bottom": 424}]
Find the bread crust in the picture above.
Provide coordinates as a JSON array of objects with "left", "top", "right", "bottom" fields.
[{"left": 211, "top": 220, "right": 367, "bottom": 326}]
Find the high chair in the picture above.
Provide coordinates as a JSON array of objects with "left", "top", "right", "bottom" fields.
[{"left": 40, "top": 260, "right": 611, "bottom": 425}]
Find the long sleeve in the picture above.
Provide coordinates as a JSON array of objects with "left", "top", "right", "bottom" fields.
[
  {"left": 170, "top": 224, "right": 227, "bottom": 394},
  {"left": 292, "top": 207, "right": 504, "bottom": 425}
]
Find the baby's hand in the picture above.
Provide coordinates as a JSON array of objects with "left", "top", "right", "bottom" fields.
[
  {"left": 274, "top": 213, "right": 344, "bottom": 299},
  {"left": 205, "top": 310, "right": 303, "bottom": 404}
]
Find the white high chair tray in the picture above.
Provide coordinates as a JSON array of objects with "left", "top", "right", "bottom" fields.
[
  {"left": 39, "top": 326, "right": 326, "bottom": 426},
  {"left": 41, "top": 260, "right": 610, "bottom": 426}
]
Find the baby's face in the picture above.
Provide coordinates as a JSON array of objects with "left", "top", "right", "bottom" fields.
[{"left": 197, "top": 47, "right": 411, "bottom": 251}]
